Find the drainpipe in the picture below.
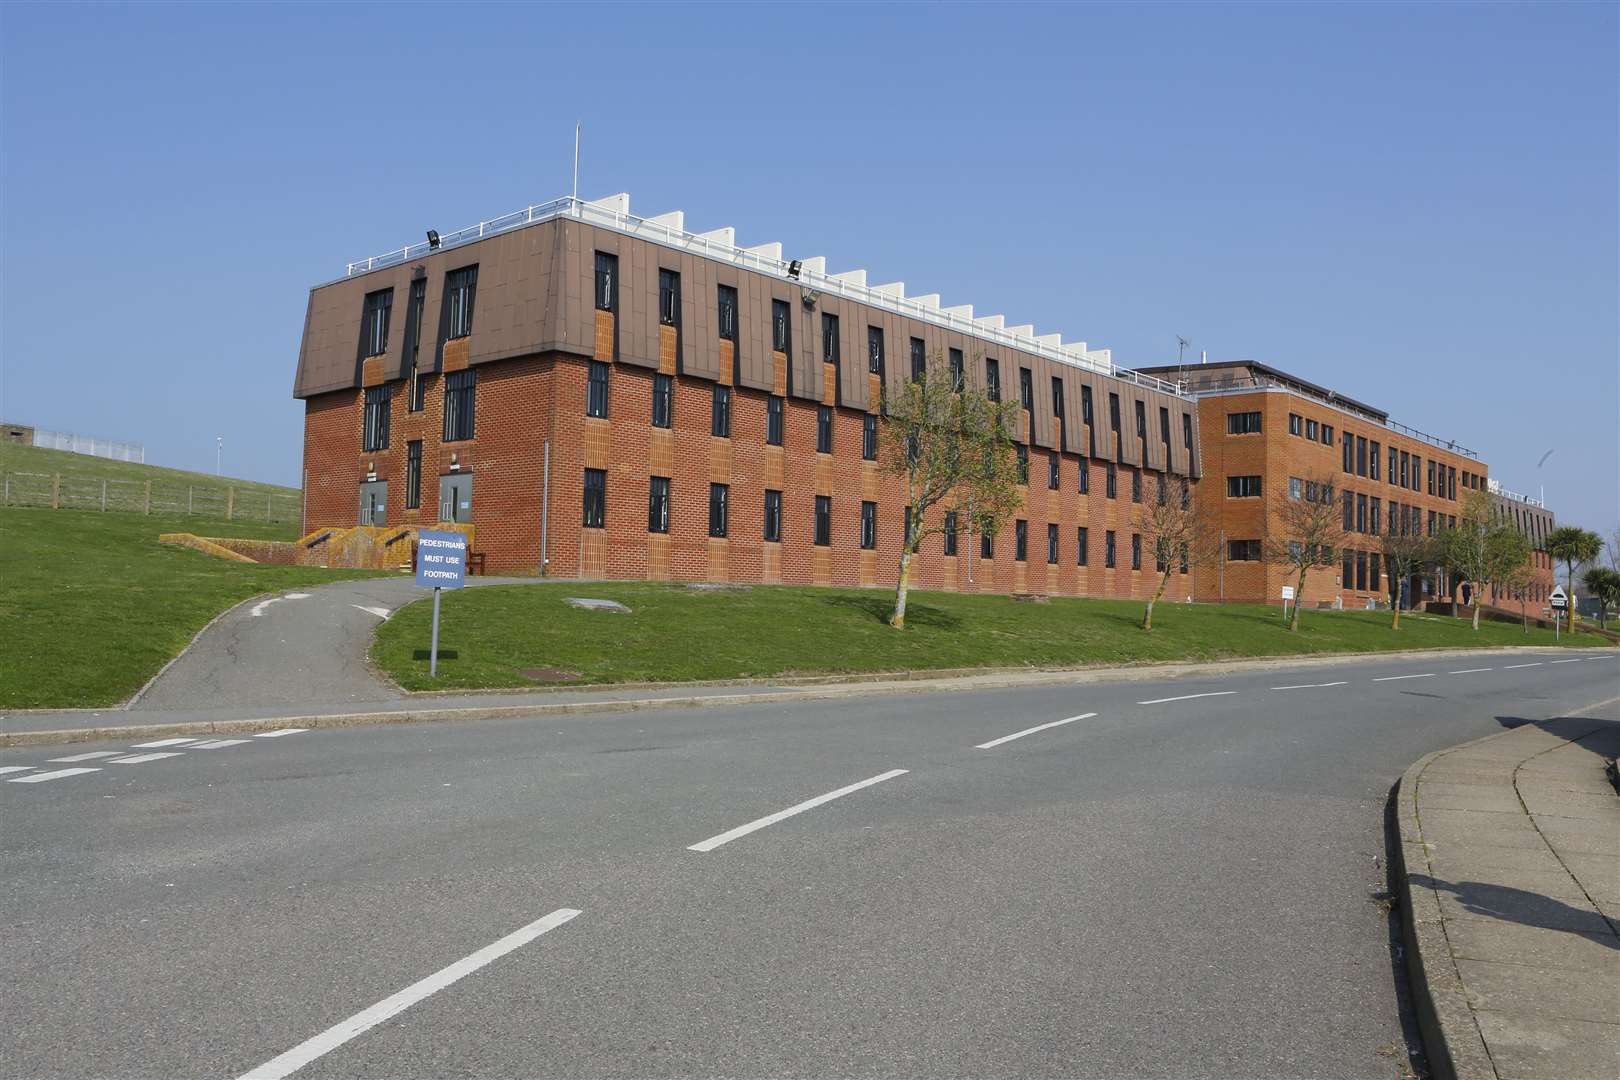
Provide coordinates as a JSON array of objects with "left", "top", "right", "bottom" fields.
[{"left": 539, "top": 439, "right": 550, "bottom": 576}]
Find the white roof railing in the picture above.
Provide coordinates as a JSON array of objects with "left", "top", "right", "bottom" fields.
[{"left": 336, "top": 194, "right": 1188, "bottom": 398}]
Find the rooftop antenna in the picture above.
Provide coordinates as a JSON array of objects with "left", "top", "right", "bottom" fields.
[
  {"left": 571, "top": 122, "right": 581, "bottom": 203},
  {"left": 1175, "top": 336, "right": 1190, "bottom": 385}
]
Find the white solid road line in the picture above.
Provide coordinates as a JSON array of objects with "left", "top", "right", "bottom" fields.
[
  {"left": 688, "top": 769, "right": 909, "bottom": 852},
  {"left": 1548, "top": 658, "right": 1583, "bottom": 664},
  {"left": 1271, "top": 681, "right": 1348, "bottom": 691},
  {"left": 49, "top": 751, "right": 125, "bottom": 762},
  {"left": 1503, "top": 663, "right": 1543, "bottom": 670},
  {"left": 254, "top": 729, "right": 308, "bottom": 738},
  {"left": 1137, "top": 691, "right": 1237, "bottom": 705},
  {"left": 8, "top": 767, "right": 101, "bottom": 784},
  {"left": 109, "top": 752, "right": 185, "bottom": 764},
  {"left": 131, "top": 738, "right": 197, "bottom": 749},
  {"left": 0, "top": 766, "right": 36, "bottom": 775},
  {"left": 1448, "top": 668, "right": 1492, "bottom": 674},
  {"left": 976, "top": 712, "right": 1096, "bottom": 750},
  {"left": 189, "top": 739, "right": 250, "bottom": 749},
  {"left": 236, "top": 908, "right": 581, "bottom": 1080},
  {"left": 1372, "top": 674, "right": 1435, "bottom": 682}
]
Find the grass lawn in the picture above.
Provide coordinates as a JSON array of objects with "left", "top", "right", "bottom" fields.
[
  {"left": 373, "top": 581, "right": 1605, "bottom": 692},
  {"left": 0, "top": 507, "right": 381, "bottom": 709}
]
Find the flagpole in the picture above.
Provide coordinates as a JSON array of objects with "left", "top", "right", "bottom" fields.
[{"left": 572, "top": 122, "right": 580, "bottom": 202}]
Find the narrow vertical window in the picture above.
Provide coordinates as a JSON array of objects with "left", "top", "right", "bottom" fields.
[
  {"left": 1105, "top": 530, "right": 1116, "bottom": 568},
  {"left": 443, "top": 370, "right": 475, "bottom": 441},
  {"left": 1047, "top": 523, "right": 1059, "bottom": 565},
  {"left": 949, "top": 348, "right": 964, "bottom": 389},
  {"left": 405, "top": 441, "right": 422, "bottom": 509},
  {"left": 1079, "top": 461, "right": 1089, "bottom": 494},
  {"left": 1159, "top": 407, "right": 1170, "bottom": 449},
  {"left": 360, "top": 288, "right": 394, "bottom": 358},
  {"left": 867, "top": 326, "right": 884, "bottom": 375},
  {"left": 822, "top": 313, "right": 840, "bottom": 366},
  {"left": 582, "top": 469, "right": 606, "bottom": 528},
  {"left": 861, "top": 501, "right": 876, "bottom": 549},
  {"left": 766, "top": 395, "right": 783, "bottom": 446},
  {"left": 763, "top": 490, "right": 782, "bottom": 541},
  {"left": 717, "top": 285, "right": 737, "bottom": 341},
  {"left": 1343, "top": 432, "right": 1354, "bottom": 473},
  {"left": 1357, "top": 436, "right": 1368, "bottom": 477},
  {"left": 772, "top": 299, "right": 791, "bottom": 353},
  {"left": 587, "top": 360, "right": 610, "bottom": 418},
  {"left": 1077, "top": 526, "right": 1089, "bottom": 565},
  {"left": 594, "top": 252, "right": 617, "bottom": 311},
  {"left": 709, "top": 483, "right": 729, "bottom": 537},
  {"left": 1048, "top": 453, "right": 1060, "bottom": 490},
  {"left": 1016, "top": 444, "right": 1029, "bottom": 484},
  {"left": 985, "top": 358, "right": 1000, "bottom": 401},
  {"left": 943, "top": 510, "right": 958, "bottom": 555},
  {"left": 1370, "top": 441, "right": 1381, "bottom": 480},
  {"left": 651, "top": 373, "right": 673, "bottom": 428},
  {"left": 814, "top": 495, "right": 831, "bottom": 546},
  {"left": 910, "top": 338, "right": 926, "bottom": 382},
  {"left": 658, "top": 269, "right": 680, "bottom": 326},
  {"left": 711, "top": 384, "right": 731, "bottom": 438},
  {"left": 444, "top": 266, "right": 478, "bottom": 339},
  {"left": 862, "top": 415, "right": 877, "bottom": 461},
  {"left": 1106, "top": 461, "right": 1117, "bottom": 499},
  {"left": 362, "top": 385, "right": 392, "bottom": 451},
  {"left": 1131, "top": 533, "right": 1142, "bottom": 571},
  {"left": 648, "top": 476, "right": 671, "bottom": 533},
  {"left": 980, "top": 521, "right": 994, "bottom": 560},
  {"left": 816, "top": 406, "right": 832, "bottom": 454},
  {"left": 1019, "top": 368, "right": 1034, "bottom": 411},
  {"left": 1081, "top": 386, "right": 1094, "bottom": 427},
  {"left": 1131, "top": 468, "right": 1142, "bottom": 503},
  {"left": 1014, "top": 519, "right": 1028, "bottom": 562},
  {"left": 404, "top": 278, "right": 427, "bottom": 411}
]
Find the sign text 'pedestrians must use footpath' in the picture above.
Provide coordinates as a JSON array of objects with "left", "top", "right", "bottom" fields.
[{"left": 416, "top": 530, "right": 467, "bottom": 590}]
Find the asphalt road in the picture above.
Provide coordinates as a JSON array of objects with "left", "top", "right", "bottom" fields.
[{"left": 5, "top": 650, "right": 1616, "bottom": 1079}]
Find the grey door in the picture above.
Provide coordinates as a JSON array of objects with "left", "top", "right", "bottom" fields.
[
  {"left": 438, "top": 473, "right": 473, "bottom": 523},
  {"left": 358, "top": 481, "right": 387, "bottom": 526}
]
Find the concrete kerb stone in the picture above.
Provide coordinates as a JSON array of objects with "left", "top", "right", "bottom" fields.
[{"left": 1395, "top": 740, "right": 1504, "bottom": 1080}]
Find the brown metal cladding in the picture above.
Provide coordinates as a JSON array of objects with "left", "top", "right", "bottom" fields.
[
  {"left": 466, "top": 227, "right": 560, "bottom": 367},
  {"left": 832, "top": 298, "right": 867, "bottom": 410},
  {"left": 620, "top": 236, "right": 659, "bottom": 370},
  {"left": 788, "top": 292, "right": 821, "bottom": 402},
  {"left": 293, "top": 271, "right": 380, "bottom": 398},
  {"left": 1143, "top": 393, "right": 1169, "bottom": 472},
  {"left": 739, "top": 272, "right": 769, "bottom": 390},
  {"left": 1117, "top": 386, "right": 1145, "bottom": 467},
  {"left": 1028, "top": 355, "right": 1057, "bottom": 450},
  {"left": 1060, "top": 372, "right": 1087, "bottom": 457}
]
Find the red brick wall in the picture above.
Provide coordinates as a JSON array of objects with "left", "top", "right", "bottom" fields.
[{"left": 302, "top": 349, "right": 1188, "bottom": 600}]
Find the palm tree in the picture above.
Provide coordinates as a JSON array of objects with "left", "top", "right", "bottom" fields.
[
  {"left": 1547, "top": 526, "right": 1602, "bottom": 629},
  {"left": 1581, "top": 566, "right": 1620, "bottom": 630}
]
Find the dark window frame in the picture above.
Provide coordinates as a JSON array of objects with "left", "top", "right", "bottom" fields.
[
  {"left": 658, "top": 268, "right": 680, "bottom": 327},
  {"left": 444, "top": 265, "right": 478, "bottom": 340},
  {"left": 814, "top": 495, "right": 832, "bottom": 546},
  {"left": 763, "top": 489, "right": 782, "bottom": 542},
  {"left": 443, "top": 369, "right": 475, "bottom": 442},
  {"left": 765, "top": 395, "right": 783, "bottom": 446},
  {"left": 708, "top": 482, "right": 729, "bottom": 538},
  {"left": 582, "top": 468, "right": 606, "bottom": 529},
  {"left": 711, "top": 384, "right": 731, "bottom": 438},
  {"left": 405, "top": 440, "right": 422, "bottom": 509},
  {"left": 816, "top": 405, "right": 833, "bottom": 454},
  {"left": 652, "top": 373, "right": 673, "bottom": 429},
  {"left": 594, "top": 251, "right": 618, "bottom": 312},
  {"left": 360, "top": 288, "right": 394, "bottom": 359},
  {"left": 587, "top": 360, "right": 610, "bottom": 419},
  {"left": 362, "top": 385, "right": 391, "bottom": 452},
  {"left": 717, "top": 284, "right": 738, "bottom": 342},
  {"left": 860, "top": 501, "right": 877, "bottom": 550},
  {"left": 648, "top": 476, "right": 671, "bottom": 534}
]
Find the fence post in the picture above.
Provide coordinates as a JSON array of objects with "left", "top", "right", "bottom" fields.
[
  {"left": 52, "top": 474, "right": 60, "bottom": 510},
  {"left": 101, "top": 479, "right": 108, "bottom": 512},
  {"left": 227, "top": 485, "right": 235, "bottom": 521},
  {"left": 188, "top": 486, "right": 193, "bottom": 514},
  {"left": 144, "top": 480, "right": 152, "bottom": 515},
  {"left": 267, "top": 493, "right": 273, "bottom": 521}
]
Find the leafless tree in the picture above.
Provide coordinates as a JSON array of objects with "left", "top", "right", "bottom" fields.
[
  {"left": 1265, "top": 472, "right": 1350, "bottom": 632},
  {"left": 1139, "top": 474, "right": 1218, "bottom": 631}
]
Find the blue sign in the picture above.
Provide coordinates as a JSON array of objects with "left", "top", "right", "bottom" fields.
[{"left": 415, "top": 530, "right": 467, "bottom": 590}]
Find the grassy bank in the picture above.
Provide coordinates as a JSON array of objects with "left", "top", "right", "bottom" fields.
[
  {"left": 0, "top": 507, "right": 380, "bottom": 709},
  {"left": 372, "top": 581, "right": 1602, "bottom": 692}
]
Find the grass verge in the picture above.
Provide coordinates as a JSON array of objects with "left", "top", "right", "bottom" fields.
[
  {"left": 0, "top": 507, "right": 381, "bottom": 709},
  {"left": 373, "top": 581, "right": 1603, "bottom": 692}
]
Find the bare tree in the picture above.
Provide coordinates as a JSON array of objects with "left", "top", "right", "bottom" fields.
[
  {"left": 1139, "top": 474, "right": 1217, "bottom": 631},
  {"left": 1499, "top": 559, "right": 1537, "bottom": 633},
  {"left": 1266, "top": 472, "right": 1350, "bottom": 632},
  {"left": 879, "top": 361, "right": 1024, "bottom": 629},
  {"left": 1444, "top": 491, "right": 1527, "bottom": 631},
  {"left": 1380, "top": 528, "right": 1435, "bottom": 630}
]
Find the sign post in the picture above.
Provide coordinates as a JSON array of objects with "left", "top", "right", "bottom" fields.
[
  {"left": 415, "top": 529, "right": 468, "bottom": 677},
  {"left": 1549, "top": 587, "right": 1568, "bottom": 642},
  {"left": 1281, "top": 584, "right": 1295, "bottom": 624}
]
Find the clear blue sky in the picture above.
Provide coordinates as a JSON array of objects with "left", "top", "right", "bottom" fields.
[{"left": 3, "top": 2, "right": 1615, "bottom": 534}]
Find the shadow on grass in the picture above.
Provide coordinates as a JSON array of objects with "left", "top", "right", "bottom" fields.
[
  {"left": 412, "top": 648, "right": 460, "bottom": 661},
  {"left": 817, "top": 593, "right": 962, "bottom": 630}
]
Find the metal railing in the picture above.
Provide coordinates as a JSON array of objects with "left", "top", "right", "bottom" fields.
[
  {"left": 1179, "top": 375, "right": 1478, "bottom": 459},
  {"left": 338, "top": 195, "right": 1189, "bottom": 399}
]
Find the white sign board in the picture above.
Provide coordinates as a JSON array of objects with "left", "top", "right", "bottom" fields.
[
  {"left": 1549, "top": 587, "right": 1568, "bottom": 610},
  {"left": 1281, "top": 586, "right": 1296, "bottom": 601}
]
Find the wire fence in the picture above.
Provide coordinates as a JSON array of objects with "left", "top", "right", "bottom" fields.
[{"left": 1, "top": 470, "right": 302, "bottom": 525}]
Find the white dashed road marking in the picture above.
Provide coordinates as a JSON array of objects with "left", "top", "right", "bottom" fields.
[
  {"left": 1448, "top": 668, "right": 1492, "bottom": 674},
  {"left": 8, "top": 767, "right": 100, "bottom": 784},
  {"left": 0, "top": 766, "right": 36, "bottom": 775},
  {"left": 49, "top": 751, "right": 124, "bottom": 762},
  {"left": 1271, "top": 681, "right": 1348, "bottom": 691},
  {"left": 1373, "top": 674, "right": 1435, "bottom": 682},
  {"left": 1549, "top": 658, "right": 1583, "bottom": 664},
  {"left": 132, "top": 738, "right": 196, "bottom": 749},
  {"left": 189, "top": 739, "right": 250, "bottom": 749},
  {"left": 976, "top": 712, "right": 1096, "bottom": 749},
  {"left": 1503, "top": 663, "right": 1543, "bottom": 670},
  {"left": 689, "top": 769, "right": 909, "bottom": 852},
  {"left": 254, "top": 729, "right": 308, "bottom": 738},
  {"left": 237, "top": 908, "right": 582, "bottom": 1080},
  {"left": 1138, "top": 691, "right": 1237, "bottom": 705},
  {"left": 109, "top": 752, "right": 185, "bottom": 764}
]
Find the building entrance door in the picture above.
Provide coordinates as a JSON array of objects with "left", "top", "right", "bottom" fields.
[
  {"left": 358, "top": 481, "right": 387, "bottom": 526},
  {"left": 439, "top": 473, "right": 473, "bottom": 524}
]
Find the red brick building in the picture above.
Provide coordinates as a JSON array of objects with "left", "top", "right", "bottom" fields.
[
  {"left": 295, "top": 194, "right": 1201, "bottom": 599},
  {"left": 1488, "top": 482, "right": 1557, "bottom": 610},
  {"left": 1135, "top": 360, "right": 1492, "bottom": 610}
]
